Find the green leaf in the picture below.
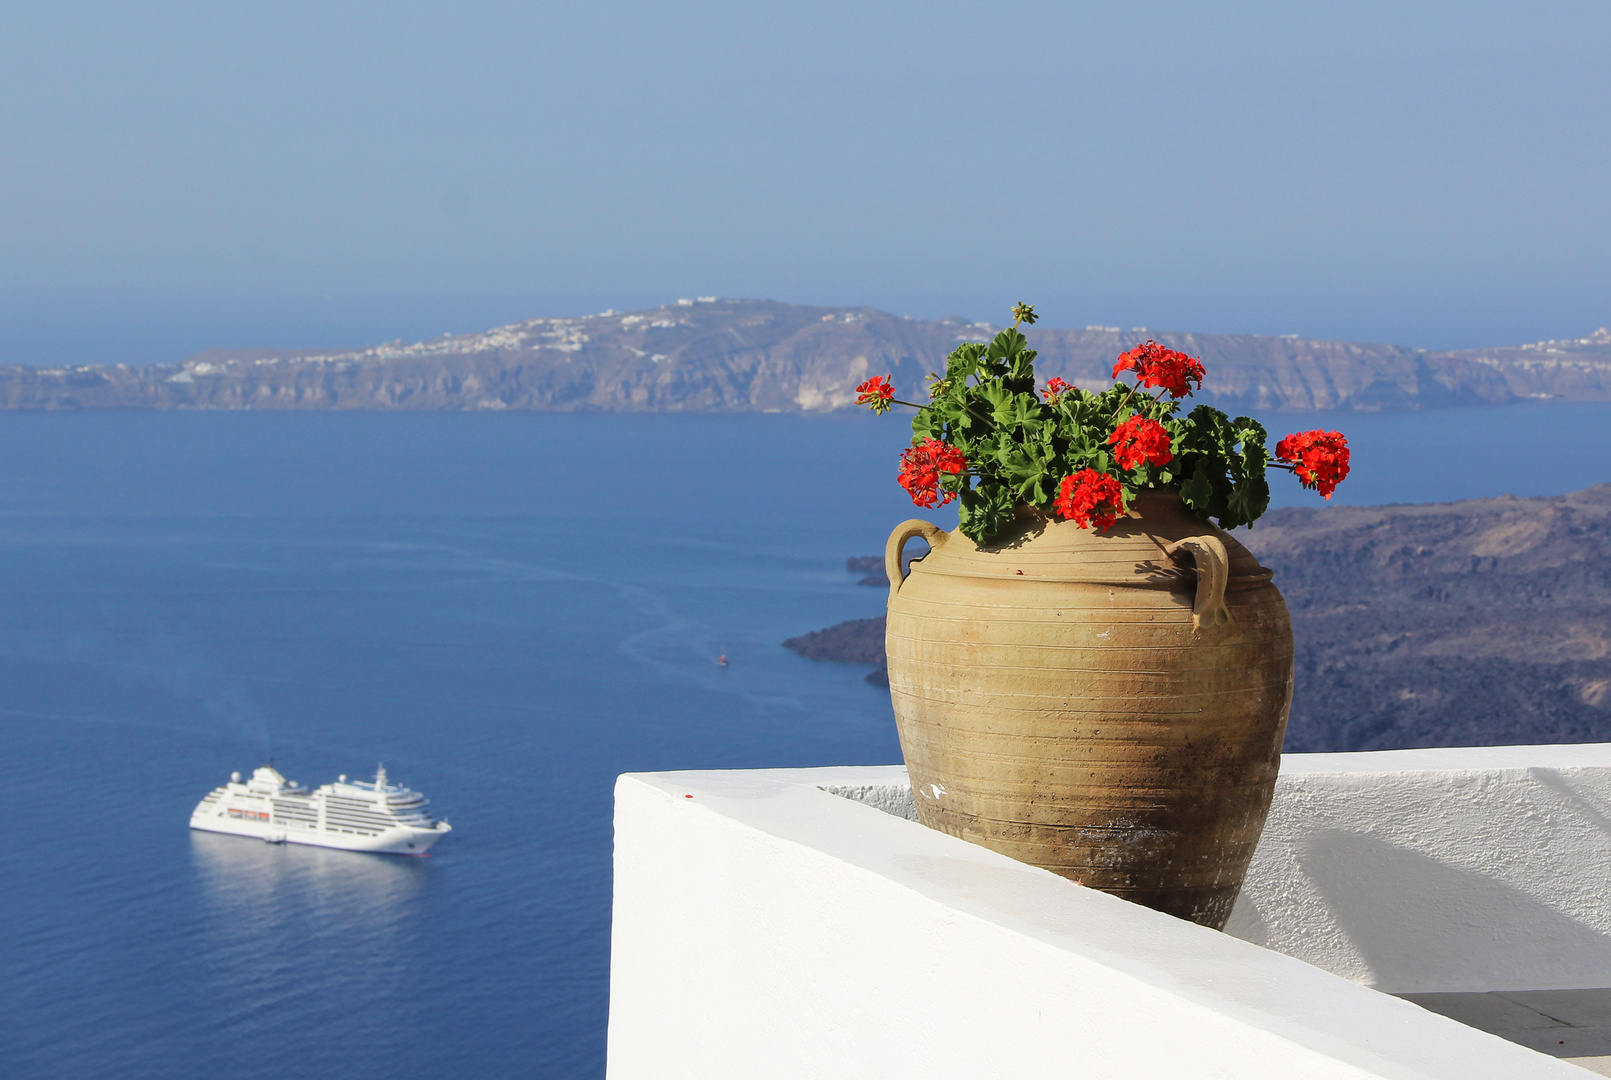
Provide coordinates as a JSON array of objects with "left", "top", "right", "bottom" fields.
[
  {"left": 910, "top": 408, "right": 944, "bottom": 443},
  {"left": 992, "top": 392, "right": 1042, "bottom": 431},
  {"left": 1179, "top": 466, "right": 1214, "bottom": 512},
  {"left": 986, "top": 328, "right": 1028, "bottom": 362},
  {"left": 1224, "top": 476, "right": 1271, "bottom": 529},
  {"left": 998, "top": 448, "right": 1045, "bottom": 485},
  {"left": 957, "top": 479, "right": 1016, "bottom": 543},
  {"left": 977, "top": 381, "right": 1013, "bottom": 416}
]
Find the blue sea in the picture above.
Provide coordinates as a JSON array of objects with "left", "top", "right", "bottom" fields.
[{"left": 4, "top": 402, "right": 1611, "bottom": 1079}]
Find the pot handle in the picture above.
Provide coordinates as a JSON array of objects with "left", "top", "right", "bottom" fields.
[
  {"left": 1165, "top": 535, "right": 1233, "bottom": 631},
  {"left": 885, "top": 519, "right": 949, "bottom": 604}
]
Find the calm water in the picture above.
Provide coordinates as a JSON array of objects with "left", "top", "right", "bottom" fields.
[{"left": 3, "top": 402, "right": 1610, "bottom": 1080}]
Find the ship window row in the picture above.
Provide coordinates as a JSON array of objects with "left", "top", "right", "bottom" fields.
[{"left": 327, "top": 816, "right": 393, "bottom": 828}]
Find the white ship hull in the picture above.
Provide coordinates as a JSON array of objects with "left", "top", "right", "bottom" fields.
[
  {"left": 189, "top": 812, "right": 450, "bottom": 854},
  {"left": 189, "top": 764, "right": 452, "bottom": 856}
]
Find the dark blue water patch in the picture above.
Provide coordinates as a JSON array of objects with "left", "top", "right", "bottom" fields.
[{"left": 0, "top": 405, "right": 1609, "bottom": 1079}]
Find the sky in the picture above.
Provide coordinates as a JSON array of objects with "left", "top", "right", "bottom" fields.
[{"left": 1, "top": 0, "right": 1607, "bottom": 365}]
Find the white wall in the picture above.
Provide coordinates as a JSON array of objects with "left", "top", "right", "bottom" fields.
[
  {"left": 1226, "top": 744, "right": 1611, "bottom": 993},
  {"left": 821, "top": 746, "right": 1611, "bottom": 993},
  {"left": 608, "top": 762, "right": 1591, "bottom": 1080}
]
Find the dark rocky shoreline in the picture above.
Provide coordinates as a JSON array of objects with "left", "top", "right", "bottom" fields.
[{"left": 784, "top": 486, "right": 1611, "bottom": 751}]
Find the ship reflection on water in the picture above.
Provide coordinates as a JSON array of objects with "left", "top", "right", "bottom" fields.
[{"left": 190, "top": 833, "right": 433, "bottom": 991}]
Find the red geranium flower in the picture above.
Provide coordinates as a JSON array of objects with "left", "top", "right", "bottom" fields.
[
  {"left": 1275, "top": 429, "right": 1350, "bottom": 499},
  {"left": 855, "top": 375, "right": 896, "bottom": 415},
  {"left": 898, "top": 438, "right": 968, "bottom": 508},
  {"left": 1042, "top": 377, "right": 1073, "bottom": 404},
  {"left": 1112, "top": 341, "right": 1205, "bottom": 399},
  {"left": 1108, "top": 416, "right": 1173, "bottom": 470},
  {"left": 1053, "top": 469, "right": 1127, "bottom": 530}
]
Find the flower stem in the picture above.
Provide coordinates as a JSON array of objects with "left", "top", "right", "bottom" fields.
[
  {"left": 1114, "top": 385, "right": 1138, "bottom": 417},
  {"left": 892, "top": 397, "right": 994, "bottom": 429}
]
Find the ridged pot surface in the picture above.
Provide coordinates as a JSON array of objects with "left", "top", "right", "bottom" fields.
[{"left": 884, "top": 493, "right": 1293, "bottom": 928}]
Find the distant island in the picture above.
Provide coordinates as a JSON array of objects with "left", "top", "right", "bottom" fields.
[
  {"left": 786, "top": 485, "right": 1611, "bottom": 752},
  {"left": 3, "top": 298, "right": 1609, "bottom": 413}
]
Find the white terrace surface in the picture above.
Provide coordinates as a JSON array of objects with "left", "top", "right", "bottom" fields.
[{"left": 608, "top": 745, "right": 1611, "bottom": 1079}]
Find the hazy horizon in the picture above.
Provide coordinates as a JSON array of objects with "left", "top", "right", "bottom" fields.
[
  {"left": 9, "top": 295, "right": 1610, "bottom": 372},
  {"left": 3, "top": 2, "right": 1607, "bottom": 365}
]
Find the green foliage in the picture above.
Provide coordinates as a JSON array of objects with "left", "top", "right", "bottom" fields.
[
  {"left": 1172, "top": 406, "right": 1271, "bottom": 530},
  {"left": 911, "top": 327, "right": 1277, "bottom": 542},
  {"left": 957, "top": 478, "right": 1017, "bottom": 541}
]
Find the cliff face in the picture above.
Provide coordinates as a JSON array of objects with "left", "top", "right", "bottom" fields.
[
  {"left": 3, "top": 299, "right": 1608, "bottom": 412},
  {"left": 1240, "top": 484, "right": 1611, "bottom": 751}
]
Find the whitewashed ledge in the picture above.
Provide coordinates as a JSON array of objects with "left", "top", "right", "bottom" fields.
[{"left": 607, "top": 746, "right": 1611, "bottom": 1079}]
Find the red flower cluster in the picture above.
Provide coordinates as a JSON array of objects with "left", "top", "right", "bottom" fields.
[
  {"left": 1053, "top": 469, "right": 1126, "bottom": 530},
  {"left": 1274, "top": 429, "right": 1350, "bottom": 499},
  {"left": 1108, "top": 416, "right": 1173, "bottom": 470},
  {"left": 1112, "top": 341, "right": 1206, "bottom": 399},
  {"left": 1042, "top": 377, "right": 1073, "bottom": 404},
  {"left": 898, "top": 438, "right": 968, "bottom": 508},
  {"left": 855, "top": 375, "right": 896, "bottom": 415}
]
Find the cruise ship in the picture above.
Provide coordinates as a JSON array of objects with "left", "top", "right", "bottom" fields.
[{"left": 190, "top": 764, "right": 452, "bottom": 854}]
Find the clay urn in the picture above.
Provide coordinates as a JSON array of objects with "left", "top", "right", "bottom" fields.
[{"left": 884, "top": 492, "right": 1293, "bottom": 928}]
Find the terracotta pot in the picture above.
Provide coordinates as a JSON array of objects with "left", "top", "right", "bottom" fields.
[{"left": 883, "top": 492, "right": 1293, "bottom": 928}]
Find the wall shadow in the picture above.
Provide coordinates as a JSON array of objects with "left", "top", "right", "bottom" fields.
[{"left": 1296, "top": 828, "right": 1611, "bottom": 991}]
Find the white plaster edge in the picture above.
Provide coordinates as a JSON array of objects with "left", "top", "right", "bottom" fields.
[
  {"left": 1276, "top": 742, "right": 1611, "bottom": 774},
  {"left": 615, "top": 764, "right": 1587, "bottom": 1079}
]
